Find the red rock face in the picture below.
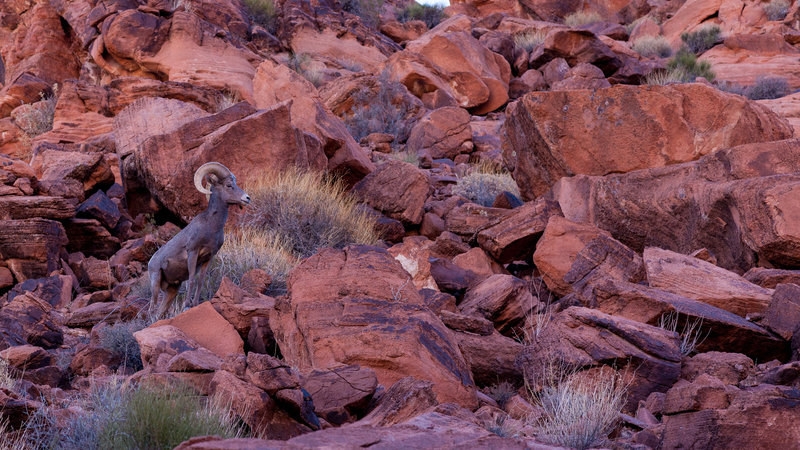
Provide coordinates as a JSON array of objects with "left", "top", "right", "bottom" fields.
[
  {"left": 271, "top": 246, "right": 478, "bottom": 408},
  {"left": 505, "top": 83, "right": 793, "bottom": 200},
  {"left": 551, "top": 138, "right": 800, "bottom": 272}
]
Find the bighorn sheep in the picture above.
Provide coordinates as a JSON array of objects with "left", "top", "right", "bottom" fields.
[{"left": 148, "top": 162, "right": 251, "bottom": 318}]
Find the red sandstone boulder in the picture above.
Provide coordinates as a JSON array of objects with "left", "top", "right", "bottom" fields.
[
  {"left": 151, "top": 302, "right": 244, "bottom": 359},
  {"left": 406, "top": 107, "right": 472, "bottom": 160},
  {"left": 352, "top": 161, "right": 430, "bottom": 225},
  {"left": 549, "top": 63, "right": 611, "bottom": 90},
  {"left": 475, "top": 198, "right": 561, "bottom": 263},
  {"left": 458, "top": 274, "right": 539, "bottom": 336},
  {"left": 530, "top": 29, "right": 621, "bottom": 76},
  {"left": 505, "top": 84, "right": 793, "bottom": 199},
  {"left": 550, "top": 139, "right": 800, "bottom": 273},
  {"left": 302, "top": 365, "right": 378, "bottom": 425},
  {"left": 270, "top": 246, "right": 478, "bottom": 408},
  {"left": 0, "top": 218, "right": 67, "bottom": 282},
  {"left": 644, "top": 247, "right": 773, "bottom": 317}
]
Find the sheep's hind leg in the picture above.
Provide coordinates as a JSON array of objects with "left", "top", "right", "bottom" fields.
[
  {"left": 157, "top": 284, "right": 180, "bottom": 319},
  {"left": 190, "top": 259, "right": 211, "bottom": 307},
  {"left": 148, "top": 269, "right": 162, "bottom": 317}
]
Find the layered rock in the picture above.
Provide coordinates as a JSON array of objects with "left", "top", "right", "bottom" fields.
[
  {"left": 550, "top": 138, "right": 800, "bottom": 272},
  {"left": 270, "top": 246, "right": 478, "bottom": 408},
  {"left": 504, "top": 83, "right": 793, "bottom": 199}
]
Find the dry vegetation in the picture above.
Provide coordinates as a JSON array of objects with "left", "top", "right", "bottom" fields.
[
  {"left": 631, "top": 36, "right": 672, "bottom": 58},
  {"left": 513, "top": 30, "right": 548, "bottom": 52},
  {"left": 453, "top": 163, "right": 521, "bottom": 207},
  {"left": 564, "top": 11, "right": 603, "bottom": 28},
  {"left": 658, "top": 311, "right": 708, "bottom": 356}
]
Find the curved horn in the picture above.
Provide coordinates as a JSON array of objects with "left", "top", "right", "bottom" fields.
[{"left": 193, "top": 162, "right": 233, "bottom": 194}]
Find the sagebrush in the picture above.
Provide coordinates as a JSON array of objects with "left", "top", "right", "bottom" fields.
[
  {"left": 98, "top": 319, "right": 147, "bottom": 372},
  {"left": 680, "top": 24, "right": 721, "bottom": 54},
  {"left": 14, "top": 86, "right": 57, "bottom": 138},
  {"left": 665, "top": 49, "right": 715, "bottom": 81},
  {"left": 744, "top": 76, "right": 791, "bottom": 100},
  {"left": 764, "top": 0, "right": 790, "bottom": 21}
]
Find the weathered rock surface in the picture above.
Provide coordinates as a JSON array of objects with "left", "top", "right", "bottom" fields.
[
  {"left": 0, "top": 219, "right": 67, "bottom": 282},
  {"left": 505, "top": 84, "right": 793, "bottom": 199},
  {"left": 353, "top": 161, "right": 430, "bottom": 225},
  {"left": 270, "top": 246, "right": 478, "bottom": 408},
  {"left": 551, "top": 139, "right": 800, "bottom": 273},
  {"left": 407, "top": 107, "right": 472, "bottom": 160}
]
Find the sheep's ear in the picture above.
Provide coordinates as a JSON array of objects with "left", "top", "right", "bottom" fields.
[{"left": 206, "top": 173, "right": 220, "bottom": 185}]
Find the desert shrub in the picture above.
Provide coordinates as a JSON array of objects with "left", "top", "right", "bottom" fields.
[
  {"left": 216, "top": 90, "right": 241, "bottom": 113},
  {"left": 485, "top": 381, "right": 518, "bottom": 408},
  {"left": 199, "top": 228, "right": 298, "bottom": 299},
  {"left": 98, "top": 319, "right": 147, "bottom": 372},
  {"left": 644, "top": 67, "right": 689, "bottom": 85},
  {"left": 716, "top": 81, "right": 748, "bottom": 96},
  {"left": 243, "top": 0, "right": 277, "bottom": 33},
  {"left": 342, "top": 0, "right": 383, "bottom": 28},
  {"left": 658, "top": 312, "right": 708, "bottom": 356},
  {"left": 0, "top": 358, "right": 16, "bottom": 391},
  {"left": 0, "top": 418, "right": 28, "bottom": 450},
  {"left": 631, "top": 35, "right": 672, "bottom": 58},
  {"left": 344, "top": 72, "right": 416, "bottom": 145},
  {"left": 453, "top": 164, "right": 520, "bottom": 207},
  {"left": 513, "top": 30, "right": 548, "bottom": 52},
  {"left": 764, "top": 0, "right": 790, "bottom": 21},
  {"left": 384, "top": 149, "right": 420, "bottom": 166},
  {"left": 99, "top": 382, "right": 244, "bottom": 449},
  {"left": 485, "top": 414, "right": 521, "bottom": 438},
  {"left": 526, "top": 366, "right": 627, "bottom": 450},
  {"left": 239, "top": 169, "right": 380, "bottom": 260},
  {"left": 287, "top": 53, "right": 323, "bottom": 87},
  {"left": 744, "top": 76, "right": 791, "bottom": 100},
  {"left": 680, "top": 24, "right": 721, "bottom": 54},
  {"left": 666, "top": 49, "right": 715, "bottom": 81},
  {"left": 337, "top": 58, "right": 363, "bottom": 73},
  {"left": 14, "top": 86, "right": 57, "bottom": 138},
  {"left": 398, "top": 2, "right": 445, "bottom": 29},
  {"left": 564, "top": 10, "right": 603, "bottom": 27}
]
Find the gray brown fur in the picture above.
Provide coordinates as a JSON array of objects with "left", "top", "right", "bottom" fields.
[{"left": 147, "top": 163, "right": 250, "bottom": 318}]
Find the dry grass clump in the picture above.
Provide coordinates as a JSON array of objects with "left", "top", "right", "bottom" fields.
[
  {"left": 485, "top": 381, "right": 518, "bottom": 408},
  {"left": 631, "top": 35, "right": 673, "bottom": 58},
  {"left": 14, "top": 86, "right": 57, "bottom": 138},
  {"left": 764, "top": 0, "right": 790, "bottom": 21},
  {"left": 345, "top": 72, "right": 417, "bottom": 146},
  {"left": 513, "top": 30, "right": 548, "bottom": 52},
  {"left": 680, "top": 24, "right": 721, "bottom": 54},
  {"left": 0, "top": 358, "right": 16, "bottom": 391},
  {"left": 287, "top": 53, "right": 323, "bottom": 87},
  {"left": 525, "top": 362, "right": 627, "bottom": 450},
  {"left": 658, "top": 311, "right": 708, "bottom": 357},
  {"left": 243, "top": 0, "right": 277, "bottom": 33},
  {"left": 239, "top": 168, "right": 380, "bottom": 259},
  {"left": 453, "top": 163, "right": 520, "bottom": 207},
  {"left": 644, "top": 67, "right": 689, "bottom": 85},
  {"left": 564, "top": 11, "right": 603, "bottom": 28},
  {"left": 646, "top": 49, "right": 714, "bottom": 85},
  {"left": 199, "top": 228, "right": 298, "bottom": 299}
]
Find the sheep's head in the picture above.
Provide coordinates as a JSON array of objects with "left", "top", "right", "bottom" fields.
[{"left": 193, "top": 162, "right": 250, "bottom": 208}]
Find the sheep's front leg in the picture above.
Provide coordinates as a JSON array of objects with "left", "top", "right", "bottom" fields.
[
  {"left": 190, "top": 259, "right": 211, "bottom": 307},
  {"left": 185, "top": 250, "right": 199, "bottom": 310}
]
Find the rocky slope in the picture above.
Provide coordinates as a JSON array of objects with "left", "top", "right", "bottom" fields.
[{"left": 2, "top": 0, "right": 800, "bottom": 448}]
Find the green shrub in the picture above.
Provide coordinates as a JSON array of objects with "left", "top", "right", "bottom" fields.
[
  {"left": 239, "top": 169, "right": 380, "bottom": 260},
  {"left": 764, "top": 0, "right": 790, "bottom": 21},
  {"left": 398, "top": 2, "right": 445, "bottom": 29},
  {"left": 98, "top": 319, "right": 147, "bottom": 372},
  {"left": 744, "top": 76, "right": 791, "bottom": 100},
  {"left": 344, "top": 72, "right": 417, "bottom": 146},
  {"left": 99, "top": 382, "right": 244, "bottom": 449},
  {"left": 631, "top": 35, "right": 672, "bottom": 58},
  {"left": 513, "top": 30, "right": 548, "bottom": 52},
  {"left": 342, "top": 0, "right": 384, "bottom": 28},
  {"left": 453, "top": 166, "right": 521, "bottom": 207},
  {"left": 666, "top": 49, "right": 715, "bottom": 81},
  {"left": 199, "top": 228, "right": 298, "bottom": 299},
  {"left": 243, "top": 0, "right": 277, "bottom": 34},
  {"left": 564, "top": 11, "right": 603, "bottom": 28},
  {"left": 680, "top": 24, "right": 721, "bottom": 54}
]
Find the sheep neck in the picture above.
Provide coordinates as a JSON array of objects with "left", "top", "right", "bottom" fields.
[{"left": 204, "top": 189, "right": 230, "bottom": 228}]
